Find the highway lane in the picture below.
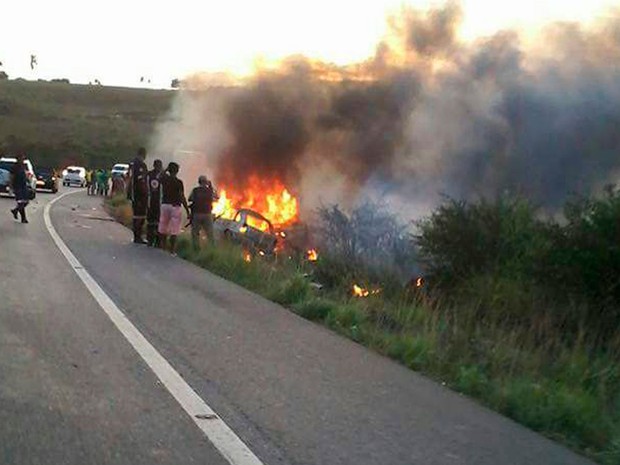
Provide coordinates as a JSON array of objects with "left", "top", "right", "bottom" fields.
[
  {"left": 0, "top": 189, "right": 228, "bottom": 465},
  {"left": 40, "top": 189, "right": 593, "bottom": 465}
]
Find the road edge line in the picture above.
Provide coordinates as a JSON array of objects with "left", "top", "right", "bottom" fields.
[{"left": 44, "top": 191, "right": 264, "bottom": 465}]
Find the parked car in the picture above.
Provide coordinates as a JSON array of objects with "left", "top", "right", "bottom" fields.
[
  {"left": 111, "top": 163, "right": 129, "bottom": 178},
  {"left": 35, "top": 167, "right": 59, "bottom": 193},
  {"left": 62, "top": 166, "right": 86, "bottom": 187},
  {"left": 214, "top": 208, "right": 278, "bottom": 254},
  {"left": 0, "top": 157, "right": 37, "bottom": 195}
]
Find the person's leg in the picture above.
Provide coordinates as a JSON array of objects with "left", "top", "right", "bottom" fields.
[
  {"left": 205, "top": 214, "right": 215, "bottom": 246},
  {"left": 132, "top": 198, "right": 147, "bottom": 244},
  {"left": 146, "top": 207, "right": 156, "bottom": 246},
  {"left": 11, "top": 199, "right": 18, "bottom": 219},
  {"left": 191, "top": 222, "right": 200, "bottom": 251},
  {"left": 158, "top": 204, "right": 170, "bottom": 250},
  {"left": 18, "top": 200, "right": 28, "bottom": 223},
  {"left": 191, "top": 215, "right": 206, "bottom": 250},
  {"left": 169, "top": 206, "right": 182, "bottom": 255}
]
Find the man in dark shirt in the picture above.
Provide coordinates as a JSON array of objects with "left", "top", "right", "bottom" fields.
[
  {"left": 188, "top": 175, "right": 218, "bottom": 250},
  {"left": 128, "top": 147, "right": 148, "bottom": 244},
  {"left": 158, "top": 162, "right": 189, "bottom": 255},
  {"left": 9, "top": 154, "right": 30, "bottom": 224},
  {"left": 146, "top": 159, "right": 163, "bottom": 247}
]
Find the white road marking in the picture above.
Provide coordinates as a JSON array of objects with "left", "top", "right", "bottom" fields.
[{"left": 44, "top": 191, "right": 264, "bottom": 465}]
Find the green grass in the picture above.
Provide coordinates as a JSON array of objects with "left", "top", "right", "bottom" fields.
[
  {"left": 105, "top": 196, "right": 620, "bottom": 464},
  {"left": 0, "top": 79, "right": 173, "bottom": 168}
]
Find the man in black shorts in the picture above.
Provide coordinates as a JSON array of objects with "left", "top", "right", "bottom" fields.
[{"left": 128, "top": 147, "right": 148, "bottom": 244}]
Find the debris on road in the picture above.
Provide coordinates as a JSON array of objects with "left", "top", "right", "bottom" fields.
[{"left": 195, "top": 413, "right": 218, "bottom": 420}]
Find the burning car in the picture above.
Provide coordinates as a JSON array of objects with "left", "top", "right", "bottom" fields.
[{"left": 214, "top": 208, "right": 278, "bottom": 254}]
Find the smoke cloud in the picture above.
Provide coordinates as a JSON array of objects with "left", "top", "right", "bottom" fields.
[{"left": 151, "top": 2, "right": 620, "bottom": 219}]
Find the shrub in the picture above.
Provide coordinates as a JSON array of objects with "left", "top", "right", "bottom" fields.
[
  {"left": 316, "top": 202, "right": 417, "bottom": 286},
  {"left": 416, "top": 195, "right": 550, "bottom": 287},
  {"left": 270, "top": 274, "right": 311, "bottom": 305},
  {"left": 294, "top": 298, "right": 336, "bottom": 321},
  {"left": 416, "top": 192, "right": 620, "bottom": 341}
]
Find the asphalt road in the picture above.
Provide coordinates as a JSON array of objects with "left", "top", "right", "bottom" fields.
[{"left": 0, "top": 188, "right": 596, "bottom": 465}]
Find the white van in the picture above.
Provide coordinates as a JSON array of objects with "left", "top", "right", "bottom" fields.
[
  {"left": 63, "top": 166, "right": 87, "bottom": 187},
  {"left": 111, "top": 163, "right": 129, "bottom": 178}
]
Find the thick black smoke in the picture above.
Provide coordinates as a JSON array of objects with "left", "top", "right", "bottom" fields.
[{"left": 152, "top": 3, "right": 620, "bottom": 217}]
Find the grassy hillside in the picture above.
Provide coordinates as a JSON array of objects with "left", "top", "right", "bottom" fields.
[{"left": 0, "top": 79, "right": 173, "bottom": 169}]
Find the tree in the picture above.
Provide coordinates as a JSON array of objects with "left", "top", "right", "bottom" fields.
[{"left": 0, "top": 71, "right": 8, "bottom": 80}]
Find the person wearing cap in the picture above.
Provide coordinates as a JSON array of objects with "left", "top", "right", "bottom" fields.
[{"left": 188, "top": 175, "right": 218, "bottom": 250}]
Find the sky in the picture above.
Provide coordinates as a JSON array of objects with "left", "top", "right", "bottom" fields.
[{"left": 0, "top": 0, "right": 617, "bottom": 88}]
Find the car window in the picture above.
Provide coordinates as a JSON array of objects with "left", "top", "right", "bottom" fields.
[
  {"left": 246, "top": 214, "right": 270, "bottom": 232},
  {"left": 0, "top": 161, "right": 14, "bottom": 171}
]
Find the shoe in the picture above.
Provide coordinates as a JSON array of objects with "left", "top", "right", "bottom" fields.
[
  {"left": 133, "top": 238, "right": 148, "bottom": 245},
  {"left": 11, "top": 209, "right": 18, "bottom": 220},
  {"left": 21, "top": 219, "right": 29, "bottom": 224}
]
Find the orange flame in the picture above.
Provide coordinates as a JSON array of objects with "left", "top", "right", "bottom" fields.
[
  {"left": 243, "top": 252, "right": 252, "bottom": 262},
  {"left": 415, "top": 277, "right": 424, "bottom": 288},
  {"left": 352, "top": 283, "right": 382, "bottom": 297},
  {"left": 353, "top": 284, "right": 370, "bottom": 298},
  {"left": 213, "top": 176, "right": 299, "bottom": 230},
  {"left": 307, "top": 249, "right": 318, "bottom": 261}
]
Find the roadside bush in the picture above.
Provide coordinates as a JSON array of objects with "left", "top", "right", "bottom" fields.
[
  {"left": 546, "top": 187, "right": 620, "bottom": 334},
  {"left": 270, "top": 274, "right": 311, "bottom": 305},
  {"left": 416, "top": 195, "right": 550, "bottom": 287},
  {"left": 314, "top": 202, "right": 418, "bottom": 300},
  {"left": 416, "top": 191, "right": 620, "bottom": 340},
  {"left": 293, "top": 298, "right": 336, "bottom": 321}
]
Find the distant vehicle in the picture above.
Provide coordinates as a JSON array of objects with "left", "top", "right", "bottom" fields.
[
  {"left": 62, "top": 166, "right": 86, "bottom": 187},
  {"left": 214, "top": 208, "right": 278, "bottom": 254},
  {"left": 0, "top": 157, "right": 37, "bottom": 195},
  {"left": 111, "top": 163, "right": 129, "bottom": 178},
  {"left": 35, "top": 167, "right": 59, "bottom": 193}
]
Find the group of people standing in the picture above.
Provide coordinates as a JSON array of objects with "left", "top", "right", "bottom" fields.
[
  {"left": 86, "top": 168, "right": 110, "bottom": 196},
  {"left": 128, "top": 147, "right": 217, "bottom": 255}
]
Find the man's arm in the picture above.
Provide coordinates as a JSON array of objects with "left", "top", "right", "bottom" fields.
[
  {"left": 180, "top": 181, "right": 190, "bottom": 215},
  {"left": 126, "top": 164, "right": 133, "bottom": 200},
  {"left": 208, "top": 182, "right": 219, "bottom": 201}
]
